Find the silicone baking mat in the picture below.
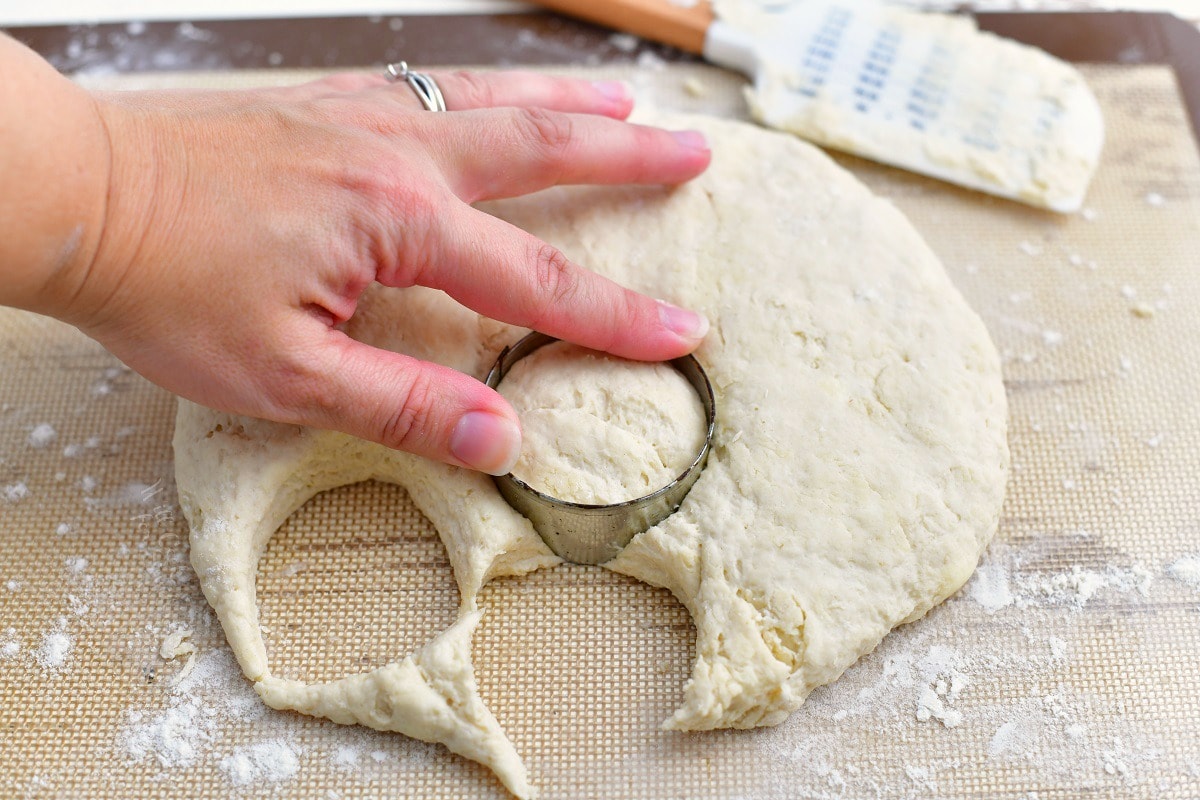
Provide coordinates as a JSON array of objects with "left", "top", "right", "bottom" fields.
[{"left": 2, "top": 60, "right": 1199, "bottom": 799}]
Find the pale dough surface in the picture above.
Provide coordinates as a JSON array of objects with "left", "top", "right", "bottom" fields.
[
  {"left": 173, "top": 112, "right": 1008, "bottom": 797},
  {"left": 498, "top": 341, "right": 706, "bottom": 505}
]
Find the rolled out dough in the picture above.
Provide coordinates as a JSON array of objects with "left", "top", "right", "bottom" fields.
[
  {"left": 173, "top": 111, "right": 1008, "bottom": 798},
  {"left": 497, "top": 341, "right": 707, "bottom": 504}
]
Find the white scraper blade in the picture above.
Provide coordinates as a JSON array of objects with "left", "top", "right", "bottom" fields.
[{"left": 706, "top": 1, "right": 1105, "bottom": 212}]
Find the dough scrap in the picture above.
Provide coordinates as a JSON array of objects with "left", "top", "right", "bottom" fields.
[
  {"left": 498, "top": 341, "right": 707, "bottom": 504},
  {"left": 173, "top": 112, "right": 1008, "bottom": 796}
]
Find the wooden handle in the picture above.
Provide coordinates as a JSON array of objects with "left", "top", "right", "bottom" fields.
[{"left": 530, "top": 0, "right": 715, "bottom": 55}]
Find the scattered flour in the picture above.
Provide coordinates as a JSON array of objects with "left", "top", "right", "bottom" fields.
[
  {"left": 67, "top": 594, "right": 90, "bottom": 617},
  {"left": 988, "top": 720, "right": 1032, "bottom": 757},
  {"left": 3, "top": 482, "right": 30, "bottom": 503},
  {"left": 123, "top": 703, "right": 209, "bottom": 768},
  {"left": 117, "top": 481, "right": 162, "bottom": 505},
  {"left": 636, "top": 50, "right": 667, "bottom": 70},
  {"left": 1168, "top": 555, "right": 1200, "bottom": 589},
  {"left": 741, "top": 571, "right": 1170, "bottom": 799},
  {"left": 220, "top": 740, "right": 300, "bottom": 788},
  {"left": 120, "top": 648, "right": 267, "bottom": 770},
  {"left": 37, "top": 631, "right": 73, "bottom": 670},
  {"left": 1024, "top": 564, "right": 1153, "bottom": 606},
  {"left": 915, "top": 685, "right": 963, "bottom": 728},
  {"left": 85, "top": 480, "right": 165, "bottom": 511},
  {"left": 913, "top": 646, "right": 967, "bottom": 728},
  {"left": 965, "top": 544, "right": 1154, "bottom": 612},
  {"left": 608, "top": 32, "right": 639, "bottom": 52},
  {"left": 965, "top": 561, "right": 1014, "bottom": 612},
  {"left": 27, "top": 423, "right": 58, "bottom": 449},
  {"left": 1, "top": 628, "right": 22, "bottom": 661},
  {"left": 65, "top": 556, "right": 89, "bottom": 574},
  {"left": 332, "top": 745, "right": 360, "bottom": 769},
  {"left": 175, "top": 21, "right": 217, "bottom": 42}
]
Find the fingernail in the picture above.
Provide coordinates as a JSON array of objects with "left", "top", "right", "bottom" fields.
[
  {"left": 658, "top": 301, "right": 710, "bottom": 343},
  {"left": 671, "top": 129, "right": 709, "bottom": 152},
  {"left": 450, "top": 411, "right": 522, "bottom": 476},
  {"left": 592, "top": 80, "right": 630, "bottom": 104}
]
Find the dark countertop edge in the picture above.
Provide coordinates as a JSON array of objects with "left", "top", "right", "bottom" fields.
[{"left": 4, "top": 11, "right": 1197, "bottom": 140}]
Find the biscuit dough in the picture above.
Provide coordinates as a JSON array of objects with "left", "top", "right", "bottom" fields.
[
  {"left": 173, "top": 112, "right": 1008, "bottom": 798},
  {"left": 497, "top": 341, "right": 707, "bottom": 504}
]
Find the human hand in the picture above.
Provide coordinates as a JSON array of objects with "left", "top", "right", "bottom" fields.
[{"left": 59, "top": 70, "right": 711, "bottom": 475}]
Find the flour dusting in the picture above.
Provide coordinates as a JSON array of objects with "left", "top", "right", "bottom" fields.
[
  {"left": 1168, "top": 555, "right": 1200, "bottom": 589},
  {"left": 36, "top": 631, "right": 72, "bottom": 671},
  {"left": 27, "top": 423, "right": 58, "bottom": 449},
  {"left": 119, "top": 648, "right": 268, "bottom": 770},
  {"left": 220, "top": 740, "right": 301, "bottom": 788},
  {"left": 3, "top": 482, "right": 29, "bottom": 503}
]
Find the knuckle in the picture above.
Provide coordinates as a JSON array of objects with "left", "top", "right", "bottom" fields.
[
  {"left": 514, "top": 107, "right": 574, "bottom": 162},
  {"left": 335, "top": 163, "right": 443, "bottom": 286},
  {"left": 368, "top": 170, "right": 424, "bottom": 223},
  {"left": 383, "top": 185, "right": 444, "bottom": 285},
  {"left": 447, "top": 70, "right": 493, "bottom": 108},
  {"left": 529, "top": 240, "right": 577, "bottom": 308},
  {"left": 379, "top": 369, "right": 435, "bottom": 451},
  {"left": 264, "top": 350, "right": 330, "bottom": 422}
]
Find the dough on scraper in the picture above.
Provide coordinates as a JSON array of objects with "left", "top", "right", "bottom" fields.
[{"left": 173, "top": 112, "right": 1007, "bottom": 796}]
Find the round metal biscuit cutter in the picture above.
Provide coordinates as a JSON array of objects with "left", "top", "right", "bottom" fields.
[{"left": 485, "top": 332, "right": 717, "bottom": 566}]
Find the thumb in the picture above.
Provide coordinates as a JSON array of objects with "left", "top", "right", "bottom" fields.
[{"left": 302, "top": 334, "right": 522, "bottom": 475}]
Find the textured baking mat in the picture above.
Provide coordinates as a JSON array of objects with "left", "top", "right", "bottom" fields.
[{"left": 2, "top": 62, "right": 1200, "bottom": 799}]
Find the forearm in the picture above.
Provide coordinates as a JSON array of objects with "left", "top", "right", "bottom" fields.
[{"left": 0, "top": 32, "right": 111, "bottom": 318}]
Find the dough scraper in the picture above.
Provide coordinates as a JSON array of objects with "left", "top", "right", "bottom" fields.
[{"left": 529, "top": 0, "right": 1104, "bottom": 212}]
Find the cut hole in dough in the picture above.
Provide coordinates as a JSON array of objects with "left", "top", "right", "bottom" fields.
[
  {"left": 256, "top": 481, "right": 459, "bottom": 685},
  {"left": 471, "top": 568, "right": 696, "bottom": 753}
]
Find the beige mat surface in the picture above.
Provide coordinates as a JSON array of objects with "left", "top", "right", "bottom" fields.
[{"left": 2, "top": 63, "right": 1199, "bottom": 799}]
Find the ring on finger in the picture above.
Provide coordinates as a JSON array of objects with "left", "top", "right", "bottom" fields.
[{"left": 385, "top": 61, "right": 447, "bottom": 112}]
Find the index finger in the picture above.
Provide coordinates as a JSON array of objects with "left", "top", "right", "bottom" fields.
[{"left": 420, "top": 205, "right": 709, "bottom": 362}]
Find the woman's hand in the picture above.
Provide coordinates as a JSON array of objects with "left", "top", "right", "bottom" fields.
[{"left": 46, "top": 69, "right": 712, "bottom": 474}]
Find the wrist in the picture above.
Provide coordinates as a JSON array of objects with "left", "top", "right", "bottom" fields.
[
  {"left": 58, "top": 95, "right": 167, "bottom": 332},
  {"left": 0, "top": 35, "right": 113, "bottom": 320}
]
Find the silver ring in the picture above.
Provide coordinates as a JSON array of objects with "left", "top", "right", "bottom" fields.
[{"left": 385, "top": 61, "right": 447, "bottom": 112}]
